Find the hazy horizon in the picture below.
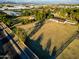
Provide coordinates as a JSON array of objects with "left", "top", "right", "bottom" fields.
[{"left": 0, "top": 0, "right": 79, "bottom": 4}]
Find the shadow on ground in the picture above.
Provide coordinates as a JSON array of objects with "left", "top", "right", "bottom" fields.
[{"left": 25, "top": 34, "right": 56, "bottom": 59}]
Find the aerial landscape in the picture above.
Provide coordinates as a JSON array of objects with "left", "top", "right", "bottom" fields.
[{"left": 0, "top": 0, "right": 79, "bottom": 59}]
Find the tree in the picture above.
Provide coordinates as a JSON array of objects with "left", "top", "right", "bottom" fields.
[{"left": 35, "top": 10, "right": 44, "bottom": 21}]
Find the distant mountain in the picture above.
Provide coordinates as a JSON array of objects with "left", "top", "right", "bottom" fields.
[
  {"left": 0, "top": 1, "right": 17, "bottom": 4},
  {"left": 0, "top": 0, "right": 79, "bottom": 4},
  {"left": 0, "top": 1, "right": 46, "bottom": 5}
]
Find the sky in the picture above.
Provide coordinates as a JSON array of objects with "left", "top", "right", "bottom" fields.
[{"left": 1, "top": 0, "right": 79, "bottom": 4}]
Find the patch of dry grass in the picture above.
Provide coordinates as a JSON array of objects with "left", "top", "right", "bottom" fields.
[
  {"left": 31, "top": 21, "right": 78, "bottom": 55},
  {"left": 57, "top": 38, "right": 79, "bottom": 59},
  {"left": 17, "top": 23, "right": 33, "bottom": 30},
  {"left": 16, "top": 20, "right": 78, "bottom": 56},
  {"left": 17, "top": 16, "right": 34, "bottom": 20}
]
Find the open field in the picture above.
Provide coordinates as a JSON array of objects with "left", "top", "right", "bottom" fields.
[
  {"left": 17, "top": 16, "right": 34, "bottom": 20},
  {"left": 31, "top": 21, "right": 78, "bottom": 53},
  {"left": 16, "top": 22, "right": 35, "bottom": 33},
  {"left": 57, "top": 38, "right": 79, "bottom": 59},
  {"left": 17, "top": 20, "right": 78, "bottom": 58}
]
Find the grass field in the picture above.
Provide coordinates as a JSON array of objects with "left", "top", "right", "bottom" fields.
[
  {"left": 16, "top": 22, "right": 34, "bottom": 31},
  {"left": 16, "top": 20, "right": 78, "bottom": 58},
  {"left": 57, "top": 38, "right": 79, "bottom": 59},
  {"left": 31, "top": 21, "right": 78, "bottom": 53},
  {"left": 17, "top": 16, "right": 34, "bottom": 20}
]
